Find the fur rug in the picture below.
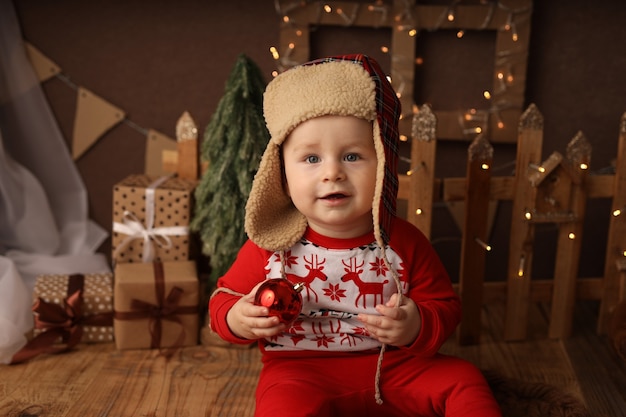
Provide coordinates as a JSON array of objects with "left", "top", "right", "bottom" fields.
[{"left": 483, "top": 370, "right": 592, "bottom": 417}]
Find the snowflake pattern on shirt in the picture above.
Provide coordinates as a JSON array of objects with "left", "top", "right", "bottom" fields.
[{"left": 263, "top": 240, "right": 408, "bottom": 352}]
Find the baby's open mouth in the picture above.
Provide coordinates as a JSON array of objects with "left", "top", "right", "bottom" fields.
[{"left": 323, "top": 193, "right": 347, "bottom": 200}]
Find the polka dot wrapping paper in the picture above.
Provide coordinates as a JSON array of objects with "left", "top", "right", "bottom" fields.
[
  {"left": 33, "top": 273, "right": 114, "bottom": 343},
  {"left": 112, "top": 174, "right": 197, "bottom": 264}
]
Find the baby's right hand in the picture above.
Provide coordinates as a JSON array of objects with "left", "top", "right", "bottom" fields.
[{"left": 226, "top": 282, "right": 287, "bottom": 340}]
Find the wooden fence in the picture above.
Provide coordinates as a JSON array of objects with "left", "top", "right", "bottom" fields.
[{"left": 397, "top": 103, "right": 626, "bottom": 343}]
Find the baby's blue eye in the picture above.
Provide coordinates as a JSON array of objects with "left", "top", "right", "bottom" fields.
[
  {"left": 306, "top": 155, "right": 320, "bottom": 163},
  {"left": 345, "top": 153, "right": 359, "bottom": 162}
]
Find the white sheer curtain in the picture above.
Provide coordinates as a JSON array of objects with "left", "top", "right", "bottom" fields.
[{"left": 0, "top": 0, "right": 110, "bottom": 363}]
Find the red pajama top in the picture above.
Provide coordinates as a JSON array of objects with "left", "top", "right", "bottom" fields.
[{"left": 209, "top": 217, "right": 461, "bottom": 357}]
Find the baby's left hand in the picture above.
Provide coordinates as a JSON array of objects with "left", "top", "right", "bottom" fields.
[{"left": 357, "top": 293, "right": 421, "bottom": 347}]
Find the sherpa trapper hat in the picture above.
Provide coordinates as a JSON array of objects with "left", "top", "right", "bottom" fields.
[{"left": 245, "top": 54, "right": 401, "bottom": 252}]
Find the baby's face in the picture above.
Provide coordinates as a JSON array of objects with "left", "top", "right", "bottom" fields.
[{"left": 281, "top": 115, "right": 377, "bottom": 239}]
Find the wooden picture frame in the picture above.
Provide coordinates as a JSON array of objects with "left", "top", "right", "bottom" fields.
[{"left": 275, "top": 0, "right": 532, "bottom": 143}]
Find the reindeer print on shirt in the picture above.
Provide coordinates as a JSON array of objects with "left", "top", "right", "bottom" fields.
[
  {"left": 263, "top": 239, "right": 406, "bottom": 352},
  {"left": 285, "top": 254, "right": 327, "bottom": 302},
  {"left": 341, "top": 258, "right": 389, "bottom": 308}
]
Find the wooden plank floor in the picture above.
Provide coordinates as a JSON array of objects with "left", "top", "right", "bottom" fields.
[{"left": 1, "top": 301, "right": 624, "bottom": 417}]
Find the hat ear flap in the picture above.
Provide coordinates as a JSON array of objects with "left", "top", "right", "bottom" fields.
[{"left": 245, "top": 142, "right": 307, "bottom": 251}]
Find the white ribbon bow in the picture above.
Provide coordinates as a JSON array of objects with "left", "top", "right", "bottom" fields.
[{"left": 112, "top": 174, "right": 189, "bottom": 262}]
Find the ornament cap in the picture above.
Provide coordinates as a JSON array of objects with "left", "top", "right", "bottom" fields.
[{"left": 293, "top": 281, "right": 305, "bottom": 293}]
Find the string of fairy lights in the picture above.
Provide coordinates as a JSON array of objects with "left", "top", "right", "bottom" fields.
[
  {"left": 271, "top": 0, "right": 532, "bottom": 139},
  {"left": 270, "top": 0, "right": 625, "bottom": 270}
]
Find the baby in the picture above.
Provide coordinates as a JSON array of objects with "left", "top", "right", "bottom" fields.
[{"left": 209, "top": 54, "right": 501, "bottom": 417}]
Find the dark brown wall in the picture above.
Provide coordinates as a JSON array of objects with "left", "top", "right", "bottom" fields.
[{"left": 13, "top": 1, "right": 626, "bottom": 281}]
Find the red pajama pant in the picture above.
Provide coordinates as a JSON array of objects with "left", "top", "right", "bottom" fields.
[{"left": 254, "top": 349, "right": 502, "bottom": 417}]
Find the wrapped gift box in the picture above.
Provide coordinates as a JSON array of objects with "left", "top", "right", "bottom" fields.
[
  {"left": 33, "top": 273, "right": 114, "bottom": 343},
  {"left": 112, "top": 174, "right": 197, "bottom": 263},
  {"left": 114, "top": 261, "right": 199, "bottom": 350}
]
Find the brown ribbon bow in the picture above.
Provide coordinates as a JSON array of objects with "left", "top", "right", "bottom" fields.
[
  {"left": 114, "top": 262, "right": 197, "bottom": 352},
  {"left": 11, "top": 274, "right": 113, "bottom": 364}
]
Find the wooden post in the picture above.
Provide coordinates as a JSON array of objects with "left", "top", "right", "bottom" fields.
[
  {"left": 549, "top": 132, "right": 591, "bottom": 339},
  {"left": 408, "top": 104, "right": 437, "bottom": 239},
  {"left": 457, "top": 134, "right": 493, "bottom": 345},
  {"left": 176, "top": 111, "right": 199, "bottom": 180},
  {"left": 617, "top": 258, "right": 626, "bottom": 302},
  {"left": 504, "top": 104, "right": 543, "bottom": 341},
  {"left": 598, "top": 113, "right": 626, "bottom": 333}
]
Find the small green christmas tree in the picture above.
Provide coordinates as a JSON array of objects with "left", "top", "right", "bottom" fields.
[{"left": 191, "top": 54, "right": 269, "bottom": 291}]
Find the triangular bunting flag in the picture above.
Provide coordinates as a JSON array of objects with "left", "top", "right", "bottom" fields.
[
  {"left": 23, "top": 41, "right": 61, "bottom": 82},
  {"left": 145, "top": 129, "right": 177, "bottom": 176},
  {"left": 72, "top": 87, "right": 125, "bottom": 160}
]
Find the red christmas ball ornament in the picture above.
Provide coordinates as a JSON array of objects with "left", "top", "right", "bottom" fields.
[{"left": 254, "top": 279, "right": 304, "bottom": 325}]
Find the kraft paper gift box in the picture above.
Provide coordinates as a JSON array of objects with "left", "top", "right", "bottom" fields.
[
  {"left": 112, "top": 174, "right": 197, "bottom": 264},
  {"left": 113, "top": 261, "right": 199, "bottom": 350},
  {"left": 32, "top": 273, "right": 114, "bottom": 343}
]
